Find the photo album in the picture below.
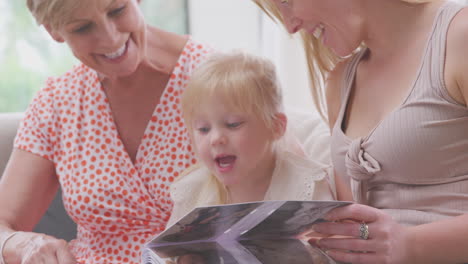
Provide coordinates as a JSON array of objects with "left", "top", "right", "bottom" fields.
[{"left": 142, "top": 200, "right": 350, "bottom": 264}]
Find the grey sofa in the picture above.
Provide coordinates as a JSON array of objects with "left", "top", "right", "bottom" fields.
[{"left": 0, "top": 113, "right": 76, "bottom": 241}]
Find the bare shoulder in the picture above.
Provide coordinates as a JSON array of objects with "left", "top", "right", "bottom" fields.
[
  {"left": 445, "top": 6, "right": 468, "bottom": 105},
  {"left": 325, "top": 58, "right": 350, "bottom": 129}
]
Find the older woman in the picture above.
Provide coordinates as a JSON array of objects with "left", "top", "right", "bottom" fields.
[
  {"left": 254, "top": 0, "right": 468, "bottom": 263},
  {"left": 0, "top": 0, "right": 212, "bottom": 263}
]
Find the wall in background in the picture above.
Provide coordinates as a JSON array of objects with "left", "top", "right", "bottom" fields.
[
  {"left": 0, "top": 0, "right": 188, "bottom": 113},
  {"left": 188, "top": 0, "right": 314, "bottom": 114}
]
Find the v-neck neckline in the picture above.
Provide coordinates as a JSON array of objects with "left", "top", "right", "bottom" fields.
[
  {"left": 92, "top": 37, "right": 193, "bottom": 170},
  {"left": 337, "top": 2, "right": 448, "bottom": 143}
]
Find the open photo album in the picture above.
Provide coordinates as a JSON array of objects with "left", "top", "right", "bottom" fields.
[{"left": 142, "top": 200, "right": 350, "bottom": 264}]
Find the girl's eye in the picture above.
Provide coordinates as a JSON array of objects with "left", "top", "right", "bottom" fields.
[
  {"left": 74, "top": 23, "right": 92, "bottom": 33},
  {"left": 109, "top": 5, "right": 126, "bottom": 17},
  {"left": 227, "top": 122, "right": 243, "bottom": 129},
  {"left": 197, "top": 127, "right": 210, "bottom": 134}
]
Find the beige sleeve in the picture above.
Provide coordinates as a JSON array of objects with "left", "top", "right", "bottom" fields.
[{"left": 167, "top": 165, "right": 224, "bottom": 228}]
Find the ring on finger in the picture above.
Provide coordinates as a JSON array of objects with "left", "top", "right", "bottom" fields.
[{"left": 359, "top": 222, "right": 369, "bottom": 240}]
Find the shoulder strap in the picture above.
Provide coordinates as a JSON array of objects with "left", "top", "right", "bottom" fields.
[{"left": 427, "top": 1, "right": 465, "bottom": 94}]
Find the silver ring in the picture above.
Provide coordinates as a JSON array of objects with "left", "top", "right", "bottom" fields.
[{"left": 359, "top": 223, "right": 369, "bottom": 240}]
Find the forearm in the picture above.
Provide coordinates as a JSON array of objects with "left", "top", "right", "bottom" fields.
[{"left": 408, "top": 214, "right": 468, "bottom": 264}]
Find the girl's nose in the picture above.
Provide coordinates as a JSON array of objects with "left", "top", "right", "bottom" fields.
[{"left": 210, "top": 129, "right": 227, "bottom": 146}]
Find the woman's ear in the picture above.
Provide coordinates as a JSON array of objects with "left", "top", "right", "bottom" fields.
[
  {"left": 44, "top": 24, "right": 65, "bottom": 43},
  {"left": 272, "top": 112, "right": 287, "bottom": 140}
]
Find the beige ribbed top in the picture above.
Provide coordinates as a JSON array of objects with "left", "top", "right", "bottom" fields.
[{"left": 331, "top": 1, "right": 468, "bottom": 226}]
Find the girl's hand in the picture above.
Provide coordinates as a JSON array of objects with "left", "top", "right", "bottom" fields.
[
  {"left": 3, "top": 231, "right": 77, "bottom": 264},
  {"left": 310, "top": 204, "right": 413, "bottom": 264}
]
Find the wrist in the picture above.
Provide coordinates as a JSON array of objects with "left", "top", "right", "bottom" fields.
[
  {"left": 404, "top": 226, "right": 424, "bottom": 264},
  {"left": 1, "top": 231, "right": 22, "bottom": 264}
]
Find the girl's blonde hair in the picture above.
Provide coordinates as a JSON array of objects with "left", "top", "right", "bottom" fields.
[
  {"left": 27, "top": 0, "right": 84, "bottom": 29},
  {"left": 252, "top": 0, "right": 435, "bottom": 120},
  {"left": 182, "top": 51, "right": 284, "bottom": 132}
]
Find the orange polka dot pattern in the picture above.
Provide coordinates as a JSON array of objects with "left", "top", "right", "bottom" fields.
[{"left": 14, "top": 38, "right": 213, "bottom": 264}]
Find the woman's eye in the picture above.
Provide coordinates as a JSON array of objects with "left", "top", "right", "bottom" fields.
[
  {"left": 74, "top": 23, "right": 92, "bottom": 33},
  {"left": 280, "top": 0, "right": 290, "bottom": 7},
  {"left": 109, "top": 6, "right": 126, "bottom": 17}
]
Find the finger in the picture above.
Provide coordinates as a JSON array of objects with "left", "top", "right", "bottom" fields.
[
  {"left": 326, "top": 249, "right": 382, "bottom": 264},
  {"left": 325, "top": 204, "right": 380, "bottom": 222},
  {"left": 317, "top": 237, "right": 377, "bottom": 253},
  {"left": 22, "top": 242, "right": 53, "bottom": 264},
  {"left": 302, "top": 229, "right": 332, "bottom": 239},
  {"left": 44, "top": 255, "right": 59, "bottom": 264},
  {"left": 23, "top": 235, "right": 63, "bottom": 264},
  {"left": 312, "top": 221, "right": 369, "bottom": 238},
  {"left": 23, "top": 254, "right": 58, "bottom": 264}
]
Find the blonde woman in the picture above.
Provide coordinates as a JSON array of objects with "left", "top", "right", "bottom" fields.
[
  {"left": 0, "top": 0, "right": 213, "bottom": 263},
  {"left": 253, "top": 0, "right": 468, "bottom": 263},
  {"left": 168, "top": 52, "right": 336, "bottom": 227}
]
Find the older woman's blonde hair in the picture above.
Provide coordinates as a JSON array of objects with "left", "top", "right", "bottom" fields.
[
  {"left": 252, "top": 0, "right": 435, "bottom": 120},
  {"left": 181, "top": 51, "right": 284, "bottom": 133},
  {"left": 26, "top": 0, "right": 82, "bottom": 29}
]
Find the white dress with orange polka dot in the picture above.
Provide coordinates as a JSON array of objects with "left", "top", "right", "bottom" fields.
[{"left": 14, "top": 38, "right": 212, "bottom": 264}]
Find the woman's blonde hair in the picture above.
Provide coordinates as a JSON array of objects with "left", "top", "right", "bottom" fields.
[
  {"left": 252, "top": 0, "right": 435, "bottom": 120},
  {"left": 182, "top": 51, "right": 284, "bottom": 133},
  {"left": 251, "top": 0, "right": 340, "bottom": 121},
  {"left": 26, "top": 0, "right": 82, "bottom": 29}
]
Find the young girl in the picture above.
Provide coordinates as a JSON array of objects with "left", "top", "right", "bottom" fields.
[{"left": 167, "top": 51, "right": 335, "bottom": 226}]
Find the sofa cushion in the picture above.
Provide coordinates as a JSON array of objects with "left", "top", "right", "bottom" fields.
[{"left": 0, "top": 113, "right": 23, "bottom": 173}]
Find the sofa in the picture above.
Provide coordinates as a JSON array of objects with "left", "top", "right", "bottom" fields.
[{"left": 0, "top": 113, "right": 76, "bottom": 241}]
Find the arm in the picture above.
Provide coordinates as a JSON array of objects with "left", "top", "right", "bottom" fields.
[
  {"left": 445, "top": 8, "right": 468, "bottom": 106},
  {"left": 0, "top": 149, "right": 58, "bottom": 231},
  {"left": 0, "top": 149, "right": 75, "bottom": 263},
  {"left": 409, "top": 215, "right": 468, "bottom": 263}
]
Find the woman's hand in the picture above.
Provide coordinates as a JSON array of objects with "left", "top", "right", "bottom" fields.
[
  {"left": 3, "top": 231, "right": 76, "bottom": 264},
  {"left": 310, "top": 204, "right": 413, "bottom": 264}
]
